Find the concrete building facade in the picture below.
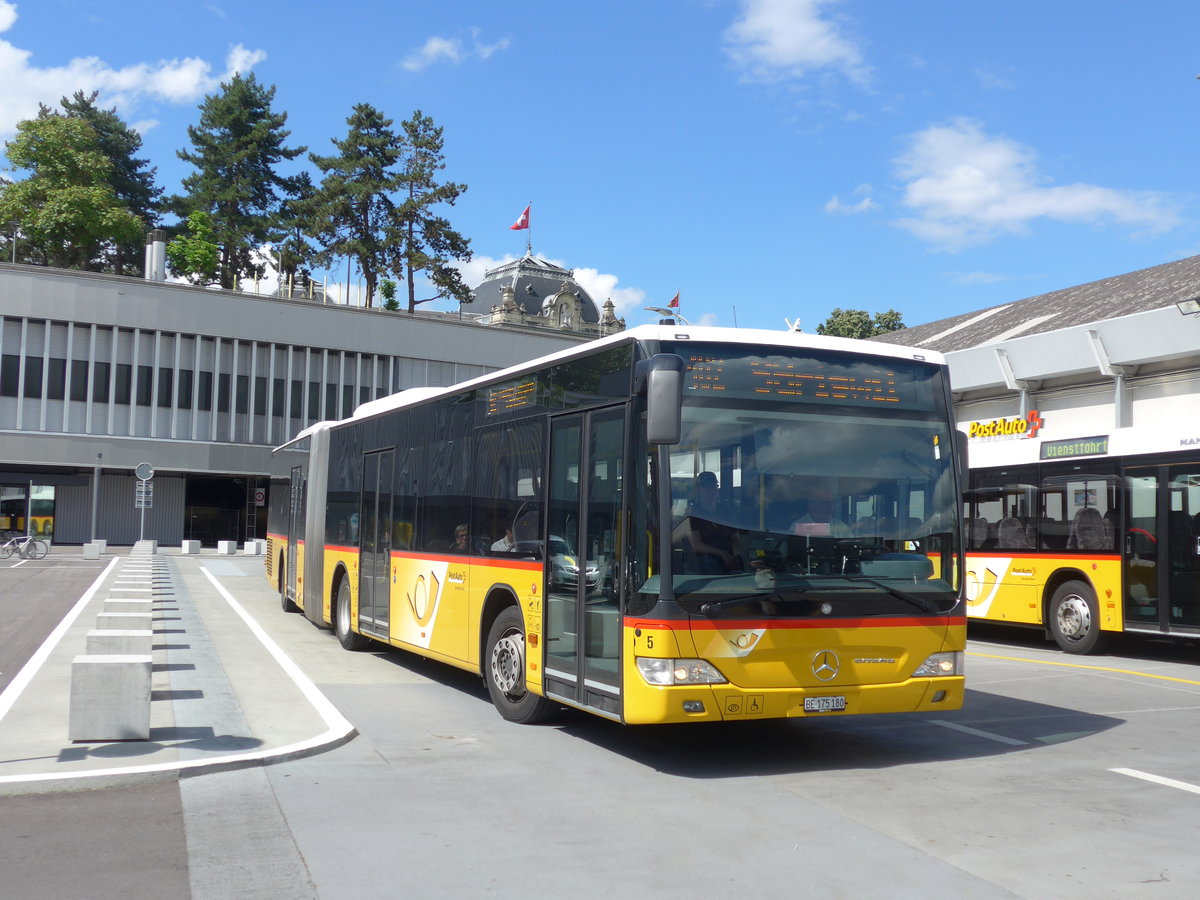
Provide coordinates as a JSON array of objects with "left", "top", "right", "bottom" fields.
[{"left": 0, "top": 263, "right": 591, "bottom": 546}]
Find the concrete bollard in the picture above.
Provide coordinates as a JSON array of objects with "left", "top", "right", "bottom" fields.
[
  {"left": 181, "top": 540, "right": 201, "bottom": 554},
  {"left": 102, "top": 599, "right": 154, "bottom": 614},
  {"left": 86, "top": 629, "right": 154, "bottom": 656},
  {"left": 82, "top": 542, "right": 102, "bottom": 559},
  {"left": 217, "top": 541, "right": 237, "bottom": 555},
  {"left": 96, "top": 611, "right": 154, "bottom": 631},
  {"left": 242, "top": 541, "right": 261, "bottom": 556},
  {"left": 133, "top": 539, "right": 158, "bottom": 555},
  {"left": 69, "top": 654, "right": 152, "bottom": 741}
]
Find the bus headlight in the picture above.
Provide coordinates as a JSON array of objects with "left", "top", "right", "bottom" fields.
[
  {"left": 636, "top": 658, "right": 727, "bottom": 685},
  {"left": 911, "top": 651, "right": 963, "bottom": 678}
]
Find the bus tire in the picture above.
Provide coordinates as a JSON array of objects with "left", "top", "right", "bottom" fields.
[
  {"left": 335, "top": 580, "right": 371, "bottom": 651},
  {"left": 279, "top": 560, "right": 298, "bottom": 613},
  {"left": 1048, "top": 580, "right": 1110, "bottom": 654},
  {"left": 484, "top": 607, "right": 556, "bottom": 724}
]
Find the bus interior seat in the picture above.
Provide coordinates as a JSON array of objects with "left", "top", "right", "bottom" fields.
[
  {"left": 997, "top": 517, "right": 1031, "bottom": 549},
  {"left": 968, "top": 516, "right": 989, "bottom": 548},
  {"left": 1068, "top": 507, "right": 1111, "bottom": 550}
]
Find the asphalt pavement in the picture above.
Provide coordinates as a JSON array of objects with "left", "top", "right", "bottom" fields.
[{"left": 0, "top": 545, "right": 355, "bottom": 795}]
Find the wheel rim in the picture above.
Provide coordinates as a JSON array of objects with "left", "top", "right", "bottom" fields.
[
  {"left": 337, "top": 588, "right": 350, "bottom": 635},
  {"left": 490, "top": 628, "right": 525, "bottom": 698},
  {"left": 1056, "top": 593, "right": 1092, "bottom": 641}
]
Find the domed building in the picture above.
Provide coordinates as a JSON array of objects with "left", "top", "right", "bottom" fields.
[{"left": 463, "top": 254, "right": 625, "bottom": 337}]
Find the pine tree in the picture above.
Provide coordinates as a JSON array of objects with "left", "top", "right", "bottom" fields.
[
  {"left": 172, "top": 73, "right": 304, "bottom": 289},
  {"left": 0, "top": 116, "right": 143, "bottom": 269},
  {"left": 308, "top": 104, "right": 406, "bottom": 307},
  {"left": 395, "top": 110, "right": 472, "bottom": 314},
  {"left": 43, "top": 91, "right": 162, "bottom": 275}
]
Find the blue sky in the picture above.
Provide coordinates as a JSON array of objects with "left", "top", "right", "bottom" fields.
[{"left": 2, "top": 0, "right": 1198, "bottom": 331}]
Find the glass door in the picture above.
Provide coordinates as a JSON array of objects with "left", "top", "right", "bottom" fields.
[
  {"left": 359, "top": 449, "right": 394, "bottom": 636},
  {"left": 286, "top": 466, "right": 303, "bottom": 606},
  {"left": 1124, "top": 465, "right": 1200, "bottom": 633},
  {"left": 545, "top": 407, "right": 625, "bottom": 716}
]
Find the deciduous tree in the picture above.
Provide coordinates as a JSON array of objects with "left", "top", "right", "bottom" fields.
[
  {"left": 166, "top": 210, "right": 220, "bottom": 284},
  {"left": 815, "top": 307, "right": 906, "bottom": 339},
  {"left": 0, "top": 116, "right": 142, "bottom": 269}
]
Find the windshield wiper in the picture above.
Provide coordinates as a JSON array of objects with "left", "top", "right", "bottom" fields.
[
  {"left": 837, "top": 576, "right": 953, "bottom": 615},
  {"left": 698, "top": 590, "right": 809, "bottom": 616}
]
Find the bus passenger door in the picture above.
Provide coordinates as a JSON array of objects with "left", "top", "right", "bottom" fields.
[
  {"left": 359, "top": 449, "right": 394, "bottom": 638},
  {"left": 286, "top": 466, "right": 303, "bottom": 607},
  {"left": 1124, "top": 466, "right": 1200, "bottom": 634},
  {"left": 545, "top": 407, "right": 625, "bottom": 718}
]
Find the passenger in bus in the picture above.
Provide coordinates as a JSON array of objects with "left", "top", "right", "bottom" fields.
[
  {"left": 685, "top": 471, "right": 741, "bottom": 573},
  {"left": 491, "top": 524, "right": 516, "bottom": 553},
  {"left": 792, "top": 487, "right": 850, "bottom": 537},
  {"left": 450, "top": 524, "right": 470, "bottom": 553}
]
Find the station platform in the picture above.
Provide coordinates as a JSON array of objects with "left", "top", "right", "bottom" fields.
[{"left": 0, "top": 547, "right": 355, "bottom": 795}]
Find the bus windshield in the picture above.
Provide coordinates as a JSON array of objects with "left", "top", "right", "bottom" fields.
[{"left": 639, "top": 345, "right": 961, "bottom": 617}]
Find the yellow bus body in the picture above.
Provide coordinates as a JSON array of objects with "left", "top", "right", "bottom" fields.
[{"left": 965, "top": 552, "right": 1123, "bottom": 630}]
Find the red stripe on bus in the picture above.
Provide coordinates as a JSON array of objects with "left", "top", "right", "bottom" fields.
[
  {"left": 630, "top": 616, "right": 965, "bottom": 630},
  {"left": 965, "top": 551, "right": 1121, "bottom": 561}
]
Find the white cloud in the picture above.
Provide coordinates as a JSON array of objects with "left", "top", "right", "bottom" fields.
[
  {"left": 824, "top": 183, "right": 876, "bottom": 215},
  {"left": 402, "top": 28, "right": 510, "bottom": 73},
  {"left": 893, "top": 118, "right": 1180, "bottom": 250},
  {"left": 724, "top": 0, "right": 868, "bottom": 85},
  {"left": 0, "top": 9, "right": 266, "bottom": 141}
]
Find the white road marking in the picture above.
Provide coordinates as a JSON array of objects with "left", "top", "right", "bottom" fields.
[
  {"left": 928, "top": 719, "right": 1029, "bottom": 746},
  {"left": 1111, "top": 768, "right": 1200, "bottom": 795}
]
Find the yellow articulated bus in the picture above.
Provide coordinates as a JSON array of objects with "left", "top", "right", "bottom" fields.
[
  {"left": 964, "top": 425, "right": 1200, "bottom": 653},
  {"left": 266, "top": 324, "right": 966, "bottom": 725}
]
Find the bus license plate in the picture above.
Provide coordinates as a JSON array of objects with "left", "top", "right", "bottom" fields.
[{"left": 804, "top": 696, "right": 846, "bottom": 712}]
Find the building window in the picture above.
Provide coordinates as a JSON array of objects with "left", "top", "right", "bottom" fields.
[
  {"left": 24, "top": 356, "right": 43, "bottom": 398},
  {"left": 114, "top": 364, "right": 132, "bottom": 404},
  {"left": 198, "top": 371, "right": 213, "bottom": 410},
  {"left": 70, "top": 360, "right": 88, "bottom": 402},
  {"left": 218, "top": 373, "right": 231, "bottom": 413},
  {"left": 272, "top": 378, "right": 285, "bottom": 416},
  {"left": 47, "top": 358, "right": 67, "bottom": 400},
  {"left": 136, "top": 365, "right": 153, "bottom": 406},
  {"left": 255, "top": 376, "right": 267, "bottom": 416},
  {"left": 157, "top": 367, "right": 173, "bottom": 408},
  {"left": 236, "top": 374, "right": 249, "bottom": 414},
  {"left": 92, "top": 362, "right": 110, "bottom": 403},
  {"left": 0, "top": 354, "right": 18, "bottom": 397},
  {"left": 177, "top": 369, "right": 193, "bottom": 409}
]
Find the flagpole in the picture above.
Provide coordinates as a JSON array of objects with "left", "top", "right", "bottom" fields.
[{"left": 526, "top": 201, "right": 532, "bottom": 257}]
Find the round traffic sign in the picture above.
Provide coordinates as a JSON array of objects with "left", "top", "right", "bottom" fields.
[{"left": 135, "top": 462, "right": 155, "bottom": 480}]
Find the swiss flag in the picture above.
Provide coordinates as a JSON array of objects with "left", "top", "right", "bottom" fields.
[
  {"left": 510, "top": 205, "right": 530, "bottom": 230},
  {"left": 668, "top": 291, "right": 680, "bottom": 308}
]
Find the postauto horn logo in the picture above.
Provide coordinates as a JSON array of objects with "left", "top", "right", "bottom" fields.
[{"left": 969, "top": 410, "right": 1044, "bottom": 439}]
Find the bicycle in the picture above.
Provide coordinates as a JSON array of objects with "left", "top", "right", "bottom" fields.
[{"left": 0, "top": 533, "right": 49, "bottom": 559}]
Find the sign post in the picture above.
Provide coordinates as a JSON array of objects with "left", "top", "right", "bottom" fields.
[{"left": 134, "top": 462, "right": 155, "bottom": 541}]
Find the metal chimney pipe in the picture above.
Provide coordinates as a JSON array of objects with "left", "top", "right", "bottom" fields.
[{"left": 144, "top": 229, "right": 167, "bottom": 281}]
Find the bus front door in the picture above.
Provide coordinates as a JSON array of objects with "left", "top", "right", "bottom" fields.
[
  {"left": 545, "top": 408, "right": 625, "bottom": 719},
  {"left": 286, "top": 467, "right": 302, "bottom": 607},
  {"left": 1124, "top": 466, "right": 1200, "bottom": 634},
  {"left": 358, "top": 449, "right": 394, "bottom": 638}
]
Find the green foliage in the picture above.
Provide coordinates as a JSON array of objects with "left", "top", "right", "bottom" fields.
[
  {"left": 379, "top": 278, "right": 399, "bottom": 310},
  {"left": 308, "top": 103, "right": 406, "bottom": 307},
  {"left": 395, "top": 110, "right": 472, "bottom": 313},
  {"left": 166, "top": 210, "right": 220, "bottom": 284},
  {"left": 43, "top": 90, "right": 162, "bottom": 274},
  {"left": 0, "top": 116, "right": 143, "bottom": 269},
  {"left": 815, "top": 307, "right": 906, "bottom": 339},
  {"left": 171, "top": 73, "right": 305, "bottom": 289}
]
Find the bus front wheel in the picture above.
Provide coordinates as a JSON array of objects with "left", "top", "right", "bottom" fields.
[
  {"left": 485, "top": 607, "right": 556, "bottom": 724},
  {"left": 1049, "top": 580, "right": 1110, "bottom": 654},
  {"left": 335, "top": 580, "right": 371, "bottom": 651}
]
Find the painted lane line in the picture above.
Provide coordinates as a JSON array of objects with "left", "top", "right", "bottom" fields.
[
  {"left": 928, "top": 719, "right": 1029, "bottom": 746},
  {"left": 0, "top": 558, "right": 120, "bottom": 725},
  {"left": 1111, "top": 768, "right": 1200, "bottom": 795},
  {"left": 969, "top": 652, "right": 1200, "bottom": 687},
  {"left": 0, "top": 565, "right": 355, "bottom": 786}
]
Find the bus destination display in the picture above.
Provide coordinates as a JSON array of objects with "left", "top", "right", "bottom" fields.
[
  {"left": 486, "top": 379, "right": 538, "bottom": 416},
  {"left": 680, "top": 348, "right": 932, "bottom": 408}
]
